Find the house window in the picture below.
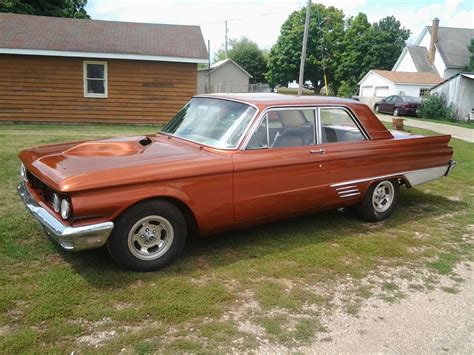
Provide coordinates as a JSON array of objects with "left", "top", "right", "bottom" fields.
[
  {"left": 419, "top": 88, "right": 430, "bottom": 97},
  {"left": 83, "top": 61, "right": 107, "bottom": 98}
]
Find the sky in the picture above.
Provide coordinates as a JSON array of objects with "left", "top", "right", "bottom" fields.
[{"left": 86, "top": 0, "right": 474, "bottom": 56}]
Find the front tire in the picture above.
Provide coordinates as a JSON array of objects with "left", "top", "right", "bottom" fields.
[
  {"left": 107, "top": 200, "right": 187, "bottom": 271},
  {"left": 393, "top": 108, "right": 400, "bottom": 117},
  {"left": 358, "top": 180, "right": 399, "bottom": 222},
  {"left": 374, "top": 105, "right": 380, "bottom": 113}
]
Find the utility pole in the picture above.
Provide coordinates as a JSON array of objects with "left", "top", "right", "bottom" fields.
[
  {"left": 208, "top": 40, "right": 211, "bottom": 93},
  {"left": 225, "top": 20, "right": 228, "bottom": 58},
  {"left": 298, "top": 0, "right": 311, "bottom": 96}
]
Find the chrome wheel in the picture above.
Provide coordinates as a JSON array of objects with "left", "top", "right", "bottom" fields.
[
  {"left": 372, "top": 181, "right": 395, "bottom": 213},
  {"left": 375, "top": 105, "right": 379, "bottom": 113},
  {"left": 393, "top": 108, "right": 399, "bottom": 117},
  {"left": 127, "top": 215, "right": 174, "bottom": 260}
]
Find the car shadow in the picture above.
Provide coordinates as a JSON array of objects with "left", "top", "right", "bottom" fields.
[{"left": 61, "top": 188, "right": 467, "bottom": 289}]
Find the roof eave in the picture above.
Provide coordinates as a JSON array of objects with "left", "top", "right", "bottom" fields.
[{"left": 0, "top": 48, "right": 208, "bottom": 64}]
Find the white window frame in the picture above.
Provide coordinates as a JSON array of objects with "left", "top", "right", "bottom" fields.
[{"left": 83, "top": 61, "right": 108, "bottom": 98}]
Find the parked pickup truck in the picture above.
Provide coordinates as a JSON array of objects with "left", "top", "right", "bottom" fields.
[{"left": 18, "top": 94, "right": 456, "bottom": 271}]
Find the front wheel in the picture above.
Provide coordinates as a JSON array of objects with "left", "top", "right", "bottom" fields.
[
  {"left": 107, "top": 200, "right": 187, "bottom": 271},
  {"left": 358, "top": 179, "right": 399, "bottom": 222},
  {"left": 393, "top": 108, "right": 400, "bottom": 117},
  {"left": 374, "top": 105, "right": 380, "bottom": 113}
]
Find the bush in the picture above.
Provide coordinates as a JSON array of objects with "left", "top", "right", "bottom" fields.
[{"left": 419, "top": 94, "right": 457, "bottom": 121}]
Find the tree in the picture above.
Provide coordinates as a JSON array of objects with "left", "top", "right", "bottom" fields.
[
  {"left": 0, "top": 0, "right": 90, "bottom": 19},
  {"left": 215, "top": 37, "right": 268, "bottom": 83},
  {"left": 266, "top": 4, "right": 345, "bottom": 92},
  {"left": 335, "top": 14, "right": 410, "bottom": 97}
]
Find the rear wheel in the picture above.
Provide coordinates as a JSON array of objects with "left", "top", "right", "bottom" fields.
[
  {"left": 358, "top": 179, "right": 399, "bottom": 222},
  {"left": 107, "top": 200, "right": 187, "bottom": 271}
]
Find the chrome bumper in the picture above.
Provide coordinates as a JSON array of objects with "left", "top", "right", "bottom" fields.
[{"left": 17, "top": 181, "right": 114, "bottom": 251}]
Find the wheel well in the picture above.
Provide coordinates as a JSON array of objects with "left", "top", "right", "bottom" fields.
[{"left": 122, "top": 196, "right": 199, "bottom": 237}]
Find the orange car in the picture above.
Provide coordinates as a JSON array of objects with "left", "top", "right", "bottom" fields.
[{"left": 18, "top": 94, "right": 456, "bottom": 271}]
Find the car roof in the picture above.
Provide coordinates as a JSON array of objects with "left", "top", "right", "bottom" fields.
[{"left": 194, "top": 93, "right": 361, "bottom": 109}]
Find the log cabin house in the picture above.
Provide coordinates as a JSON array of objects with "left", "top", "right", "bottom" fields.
[{"left": 0, "top": 13, "right": 208, "bottom": 124}]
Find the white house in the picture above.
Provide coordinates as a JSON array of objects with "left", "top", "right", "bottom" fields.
[
  {"left": 358, "top": 70, "right": 442, "bottom": 99},
  {"left": 392, "top": 18, "right": 474, "bottom": 79},
  {"left": 430, "top": 73, "right": 474, "bottom": 121},
  {"left": 197, "top": 58, "right": 252, "bottom": 94}
]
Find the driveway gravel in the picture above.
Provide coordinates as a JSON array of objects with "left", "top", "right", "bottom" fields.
[{"left": 304, "top": 262, "right": 474, "bottom": 353}]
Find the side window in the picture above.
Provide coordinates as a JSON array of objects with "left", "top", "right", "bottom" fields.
[
  {"left": 385, "top": 96, "right": 395, "bottom": 104},
  {"left": 84, "top": 61, "right": 108, "bottom": 98},
  {"left": 246, "top": 109, "right": 316, "bottom": 149},
  {"left": 320, "top": 108, "right": 365, "bottom": 143}
]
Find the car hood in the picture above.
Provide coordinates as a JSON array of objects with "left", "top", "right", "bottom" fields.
[{"left": 19, "top": 134, "right": 232, "bottom": 192}]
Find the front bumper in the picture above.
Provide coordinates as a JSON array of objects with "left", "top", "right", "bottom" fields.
[{"left": 17, "top": 181, "right": 114, "bottom": 251}]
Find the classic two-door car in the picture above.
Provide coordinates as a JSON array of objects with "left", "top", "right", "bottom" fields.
[{"left": 18, "top": 94, "right": 456, "bottom": 271}]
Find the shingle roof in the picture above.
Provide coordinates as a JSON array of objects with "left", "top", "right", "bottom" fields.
[
  {"left": 406, "top": 46, "right": 438, "bottom": 74},
  {"left": 373, "top": 70, "right": 443, "bottom": 84},
  {"left": 0, "top": 13, "right": 208, "bottom": 62},
  {"left": 198, "top": 58, "right": 253, "bottom": 78},
  {"left": 427, "top": 26, "right": 474, "bottom": 68}
]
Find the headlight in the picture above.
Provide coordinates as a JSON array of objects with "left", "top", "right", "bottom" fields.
[
  {"left": 60, "top": 198, "right": 71, "bottom": 220},
  {"left": 20, "top": 163, "right": 27, "bottom": 181},
  {"left": 52, "top": 193, "right": 61, "bottom": 213}
]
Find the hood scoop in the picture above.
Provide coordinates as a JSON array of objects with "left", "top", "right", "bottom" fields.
[
  {"left": 139, "top": 136, "right": 153, "bottom": 146},
  {"left": 64, "top": 137, "right": 148, "bottom": 157}
]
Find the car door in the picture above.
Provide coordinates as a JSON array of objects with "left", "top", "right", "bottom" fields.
[
  {"left": 317, "top": 107, "right": 373, "bottom": 203},
  {"left": 379, "top": 96, "right": 394, "bottom": 113},
  {"left": 233, "top": 107, "right": 328, "bottom": 222}
]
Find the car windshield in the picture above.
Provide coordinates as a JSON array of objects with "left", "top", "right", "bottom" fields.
[{"left": 161, "top": 98, "right": 257, "bottom": 149}]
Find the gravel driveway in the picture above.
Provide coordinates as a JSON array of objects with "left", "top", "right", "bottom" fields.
[{"left": 304, "top": 262, "right": 473, "bottom": 353}]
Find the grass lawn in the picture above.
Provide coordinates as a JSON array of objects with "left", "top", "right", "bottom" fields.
[{"left": 0, "top": 122, "right": 472, "bottom": 353}]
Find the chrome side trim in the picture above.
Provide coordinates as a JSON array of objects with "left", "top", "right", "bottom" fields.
[
  {"left": 335, "top": 185, "right": 356, "bottom": 191},
  {"left": 338, "top": 188, "right": 359, "bottom": 194},
  {"left": 17, "top": 182, "right": 114, "bottom": 251},
  {"left": 330, "top": 163, "right": 452, "bottom": 189},
  {"left": 340, "top": 192, "right": 361, "bottom": 198}
]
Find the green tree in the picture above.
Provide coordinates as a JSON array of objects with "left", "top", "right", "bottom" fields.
[
  {"left": 335, "top": 14, "right": 410, "bottom": 97},
  {"left": 266, "top": 3, "right": 345, "bottom": 92},
  {"left": 334, "top": 13, "right": 373, "bottom": 97},
  {"left": 215, "top": 37, "right": 268, "bottom": 83},
  {"left": 0, "top": 0, "right": 90, "bottom": 18}
]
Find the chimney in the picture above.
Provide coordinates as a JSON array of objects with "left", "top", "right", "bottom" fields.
[{"left": 428, "top": 17, "right": 439, "bottom": 64}]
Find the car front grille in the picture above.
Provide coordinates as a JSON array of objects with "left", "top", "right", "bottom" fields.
[{"left": 26, "top": 169, "right": 54, "bottom": 207}]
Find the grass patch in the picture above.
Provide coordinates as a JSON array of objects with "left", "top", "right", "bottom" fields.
[{"left": 0, "top": 122, "right": 472, "bottom": 352}]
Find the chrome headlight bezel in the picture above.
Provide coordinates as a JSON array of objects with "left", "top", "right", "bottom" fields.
[
  {"left": 20, "top": 162, "right": 27, "bottom": 181},
  {"left": 52, "top": 193, "right": 61, "bottom": 213},
  {"left": 60, "top": 198, "right": 71, "bottom": 220}
]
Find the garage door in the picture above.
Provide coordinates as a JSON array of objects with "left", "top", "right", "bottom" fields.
[
  {"left": 375, "top": 86, "right": 389, "bottom": 97},
  {"left": 360, "top": 86, "right": 373, "bottom": 97}
]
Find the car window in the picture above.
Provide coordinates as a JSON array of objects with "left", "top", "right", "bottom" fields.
[
  {"left": 384, "top": 96, "right": 393, "bottom": 103},
  {"left": 247, "top": 109, "right": 316, "bottom": 149},
  {"left": 320, "top": 108, "right": 365, "bottom": 144}
]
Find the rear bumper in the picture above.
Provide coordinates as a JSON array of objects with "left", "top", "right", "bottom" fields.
[{"left": 17, "top": 181, "right": 114, "bottom": 251}]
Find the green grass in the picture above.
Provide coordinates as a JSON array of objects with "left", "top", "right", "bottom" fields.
[{"left": 0, "top": 122, "right": 473, "bottom": 352}]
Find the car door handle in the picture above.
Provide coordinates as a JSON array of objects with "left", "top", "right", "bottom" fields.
[{"left": 309, "top": 148, "right": 326, "bottom": 154}]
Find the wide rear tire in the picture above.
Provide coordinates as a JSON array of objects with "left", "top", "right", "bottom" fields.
[
  {"left": 107, "top": 200, "right": 187, "bottom": 271},
  {"left": 358, "top": 179, "right": 399, "bottom": 222}
]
